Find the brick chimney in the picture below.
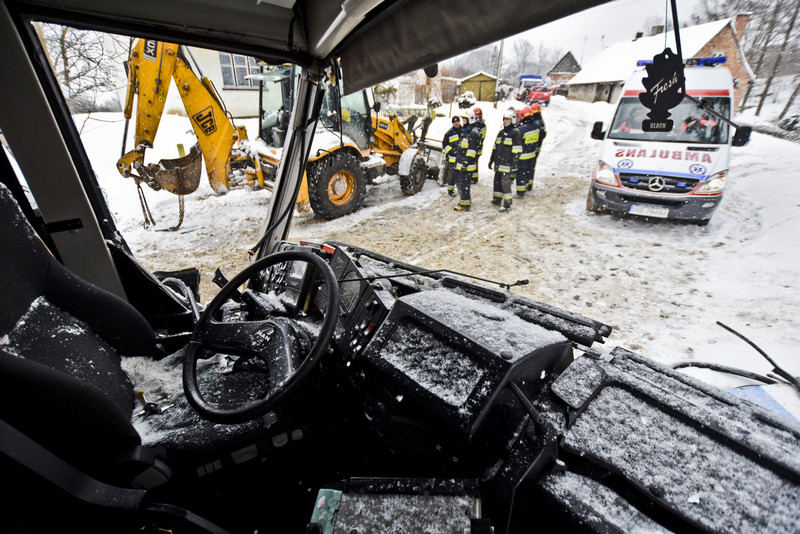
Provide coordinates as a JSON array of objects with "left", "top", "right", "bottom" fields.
[{"left": 734, "top": 13, "right": 750, "bottom": 39}]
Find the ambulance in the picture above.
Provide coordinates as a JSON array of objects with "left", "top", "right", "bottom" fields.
[{"left": 586, "top": 60, "right": 750, "bottom": 225}]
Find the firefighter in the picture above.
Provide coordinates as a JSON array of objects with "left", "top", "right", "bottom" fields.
[
  {"left": 488, "top": 109, "right": 522, "bottom": 212},
  {"left": 698, "top": 114, "right": 719, "bottom": 142},
  {"left": 473, "top": 107, "right": 487, "bottom": 184},
  {"left": 528, "top": 103, "right": 547, "bottom": 191},
  {"left": 442, "top": 116, "right": 462, "bottom": 196},
  {"left": 453, "top": 110, "right": 481, "bottom": 211},
  {"left": 516, "top": 105, "right": 541, "bottom": 197}
]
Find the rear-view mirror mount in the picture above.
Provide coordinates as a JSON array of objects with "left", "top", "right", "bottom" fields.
[
  {"left": 732, "top": 125, "right": 751, "bottom": 147},
  {"left": 591, "top": 121, "right": 605, "bottom": 140}
]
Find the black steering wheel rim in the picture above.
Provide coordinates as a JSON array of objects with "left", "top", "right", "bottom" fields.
[{"left": 183, "top": 249, "right": 340, "bottom": 424}]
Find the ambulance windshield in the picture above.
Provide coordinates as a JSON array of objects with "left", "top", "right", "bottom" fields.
[{"left": 609, "top": 97, "right": 731, "bottom": 144}]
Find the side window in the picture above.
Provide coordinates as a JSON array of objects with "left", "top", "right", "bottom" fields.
[
  {"left": 218, "top": 52, "right": 260, "bottom": 89},
  {"left": 340, "top": 91, "right": 370, "bottom": 150},
  {"left": 35, "top": 22, "right": 287, "bottom": 301}
]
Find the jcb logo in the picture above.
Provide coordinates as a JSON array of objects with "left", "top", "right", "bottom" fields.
[
  {"left": 193, "top": 107, "right": 217, "bottom": 136},
  {"left": 143, "top": 40, "right": 158, "bottom": 62}
]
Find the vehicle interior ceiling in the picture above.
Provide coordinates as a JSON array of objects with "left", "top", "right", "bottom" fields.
[{"left": 13, "top": 1, "right": 800, "bottom": 533}]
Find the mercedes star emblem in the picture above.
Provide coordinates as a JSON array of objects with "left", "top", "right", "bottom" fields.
[{"left": 648, "top": 176, "right": 666, "bottom": 192}]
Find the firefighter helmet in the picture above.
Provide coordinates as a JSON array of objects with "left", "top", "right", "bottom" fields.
[
  {"left": 530, "top": 103, "right": 542, "bottom": 113},
  {"left": 464, "top": 109, "right": 476, "bottom": 124},
  {"left": 521, "top": 106, "right": 533, "bottom": 118},
  {"left": 473, "top": 107, "right": 483, "bottom": 119},
  {"left": 503, "top": 109, "right": 516, "bottom": 120}
]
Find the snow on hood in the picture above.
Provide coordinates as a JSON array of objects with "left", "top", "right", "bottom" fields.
[{"left": 401, "top": 288, "right": 567, "bottom": 359}]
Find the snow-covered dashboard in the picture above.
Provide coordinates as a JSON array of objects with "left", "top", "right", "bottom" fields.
[{"left": 262, "top": 241, "right": 800, "bottom": 533}]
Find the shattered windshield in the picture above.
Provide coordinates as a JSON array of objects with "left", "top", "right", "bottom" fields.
[
  {"left": 609, "top": 96, "right": 731, "bottom": 144},
  {"left": 24, "top": 18, "right": 800, "bottom": 407}
]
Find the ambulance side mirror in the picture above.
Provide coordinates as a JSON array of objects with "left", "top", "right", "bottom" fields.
[
  {"left": 591, "top": 121, "right": 605, "bottom": 140},
  {"left": 731, "top": 126, "right": 751, "bottom": 147}
]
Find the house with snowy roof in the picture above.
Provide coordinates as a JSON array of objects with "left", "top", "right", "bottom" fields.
[
  {"left": 547, "top": 51, "right": 581, "bottom": 95},
  {"left": 566, "top": 15, "right": 753, "bottom": 108}
]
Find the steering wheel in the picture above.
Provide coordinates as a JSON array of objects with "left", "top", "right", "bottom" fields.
[{"left": 183, "top": 249, "right": 340, "bottom": 424}]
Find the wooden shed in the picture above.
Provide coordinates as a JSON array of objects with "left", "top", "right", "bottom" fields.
[{"left": 459, "top": 71, "right": 498, "bottom": 101}]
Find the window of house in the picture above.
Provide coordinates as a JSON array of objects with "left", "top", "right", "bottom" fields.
[{"left": 219, "top": 53, "right": 260, "bottom": 89}]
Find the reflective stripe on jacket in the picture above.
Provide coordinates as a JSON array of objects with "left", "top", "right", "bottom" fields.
[
  {"left": 454, "top": 125, "right": 481, "bottom": 172},
  {"left": 489, "top": 124, "right": 522, "bottom": 174},
  {"left": 443, "top": 125, "right": 461, "bottom": 163},
  {"left": 518, "top": 117, "right": 540, "bottom": 161}
]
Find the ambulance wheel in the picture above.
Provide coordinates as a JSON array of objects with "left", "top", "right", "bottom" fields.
[{"left": 586, "top": 189, "right": 603, "bottom": 213}]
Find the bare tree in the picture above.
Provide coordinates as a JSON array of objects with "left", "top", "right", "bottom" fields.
[
  {"left": 504, "top": 40, "right": 562, "bottom": 82},
  {"left": 443, "top": 43, "right": 499, "bottom": 79},
  {"left": 37, "top": 23, "right": 122, "bottom": 113},
  {"left": 691, "top": 0, "right": 800, "bottom": 113},
  {"left": 756, "top": 0, "right": 800, "bottom": 115},
  {"left": 779, "top": 74, "right": 800, "bottom": 119},
  {"left": 511, "top": 40, "right": 536, "bottom": 75},
  {"left": 739, "top": 0, "right": 784, "bottom": 111}
]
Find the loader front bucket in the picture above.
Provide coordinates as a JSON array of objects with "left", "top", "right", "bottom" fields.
[{"left": 137, "top": 143, "right": 203, "bottom": 195}]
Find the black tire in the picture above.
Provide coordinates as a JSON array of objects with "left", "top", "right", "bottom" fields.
[
  {"left": 307, "top": 152, "right": 367, "bottom": 220},
  {"left": 586, "top": 188, "right": 603, "bottom": 212},
  {"left": 400, "top": 156, "right": 427, "bottom": 195}
]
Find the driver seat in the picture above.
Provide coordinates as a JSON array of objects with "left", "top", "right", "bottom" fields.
[{"left": 0, "top": 181, "right": 276, "bottom": 530}]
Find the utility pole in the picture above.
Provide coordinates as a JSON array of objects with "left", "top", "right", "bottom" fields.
[
  {"left": 580, "top": 34, "right": 588, "bottom": 65},
  {"left": 494, "top": 39, "right": 504, "bottom": 108}
]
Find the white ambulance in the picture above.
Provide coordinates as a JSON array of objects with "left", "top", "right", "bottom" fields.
[{"left": 587, "top": 61, "right": 750, "bottom": 225}]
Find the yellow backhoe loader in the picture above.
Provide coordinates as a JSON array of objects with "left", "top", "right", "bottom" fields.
[
  {"left": 257, "top": 64, "right": 442, "bottom": 219},
  {"left": 118, "top": 40, "right": 441, "bottom": 221},
  {"left": 117, "top": 39, "right": 272, "bottom": 197}
]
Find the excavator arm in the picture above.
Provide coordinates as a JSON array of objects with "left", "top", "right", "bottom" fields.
[
  {"left": 370, "top": 114, "right": 416, "bottom": 170},
  {"left": 117, "top": 39, "right": 261, "bottom": 195}
]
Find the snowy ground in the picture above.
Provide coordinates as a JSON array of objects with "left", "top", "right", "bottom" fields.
[{"left": 77, "top": 94, "right": 800, "bottom": 412}]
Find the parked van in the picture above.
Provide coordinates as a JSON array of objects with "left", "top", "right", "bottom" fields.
[{"left": 586, "top": 62, "right": 749, "bottom": 225}]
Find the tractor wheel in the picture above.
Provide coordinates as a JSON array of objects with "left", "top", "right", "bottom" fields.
[
  {"left": 399, "top": 156, "right": 427, "bottom": 195},
  {"left": 307, "top": 153, "right": 367, "bottom": 220}
]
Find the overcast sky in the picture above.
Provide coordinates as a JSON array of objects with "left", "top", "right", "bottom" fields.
[{"left": 512, "top": 0, "right": 705, "bottom": 65}]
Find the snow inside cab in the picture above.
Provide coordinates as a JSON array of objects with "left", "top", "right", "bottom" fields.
[{"left": 587, "top": 59, "right": 749, "bottom": 225}]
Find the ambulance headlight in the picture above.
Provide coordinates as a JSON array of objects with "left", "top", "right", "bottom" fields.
[
  {"left": 594, "top": 161, "right": 618, "bottom": 186},
  {"left": 697, "top": 171, "right": 727, "bottom": 194}
]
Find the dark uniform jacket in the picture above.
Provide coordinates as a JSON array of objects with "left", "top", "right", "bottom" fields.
[
  {"left": 474, "top": 118, "right": 487, "bottom": 156},
  {"left": 517, "top": 116, "right": 541, "bottom": 164},
  {"left": 443, "top": 125, "right": 461, "bottom": 164},
  {"left": 453, "top": 124, "right": 481, "bottom": 174},
  {"left": 531, "top": 114, "right": 546, "bottom": 154},
  {"left": 489, "top": 124, "right": 522, "bottom": 174}
]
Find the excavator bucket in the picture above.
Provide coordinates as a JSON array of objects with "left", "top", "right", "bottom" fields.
[{"left": 137, "top": 143, "right": 203, "bottom": 195}]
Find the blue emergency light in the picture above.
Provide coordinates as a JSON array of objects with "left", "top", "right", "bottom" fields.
[
  {"left": 690, "top": 56, "right": 727, "bottom": 66},
  {"left": 637, "top": 56, "right": 727, "bottom": 67}
]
